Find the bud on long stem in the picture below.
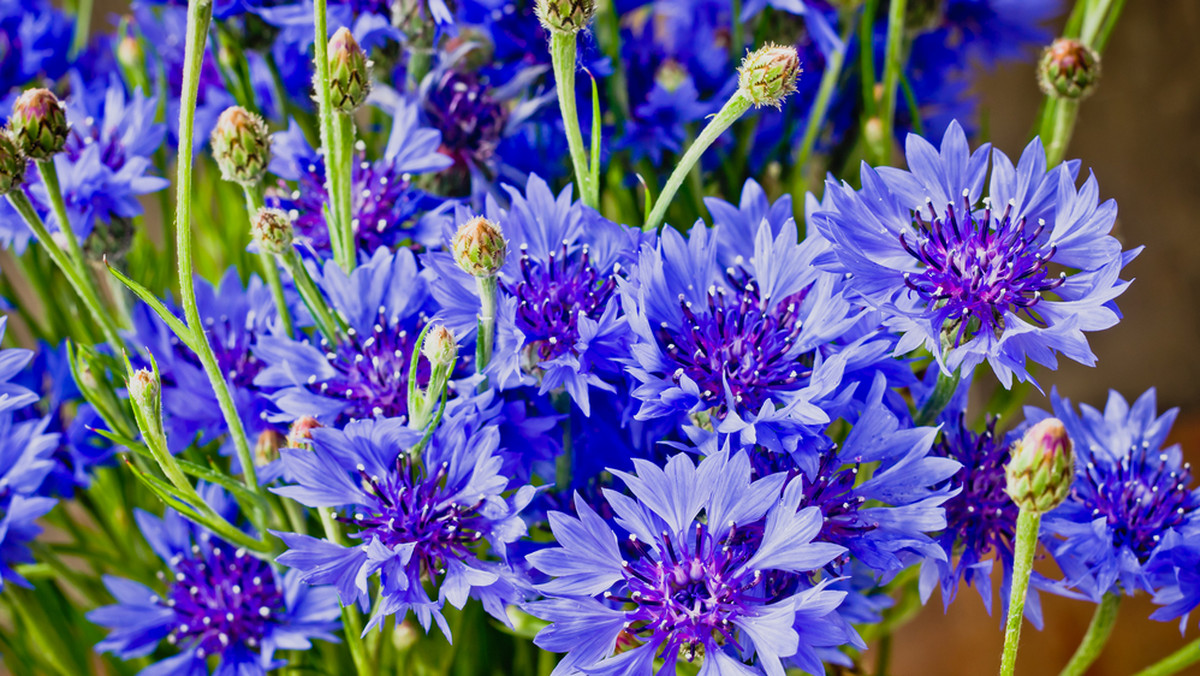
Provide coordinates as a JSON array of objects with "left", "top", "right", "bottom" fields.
[{"left": 644, "top": 44, "right": 799, "bottom": 233}]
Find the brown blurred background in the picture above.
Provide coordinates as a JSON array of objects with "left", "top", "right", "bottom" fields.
[{"left": 66, "top": 0, "right": 1200, "bottom": 674}]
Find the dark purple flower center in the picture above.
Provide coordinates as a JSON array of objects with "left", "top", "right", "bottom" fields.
[
  {"left": 803, "top": 455, "right": 873, "bottom": 557},
  {"left": 1078, "top": 448, "right": 1200, "bottom": 561},
  {"left": 65, "top": 124, "right": 126, "bottom": 171},
  {"left": 269, "top": 154, "right": 423, "bottom": 253},
  {"left": 608, "top": 525, "right": 759, "bottom": 661},
  {"left": 504, "top": 242, "right": 617, "bottom": 364},
  {"left": 307, "top": 311, "right": 429, "bottom": 423},
  {"left": 423, "top": 70, "right": 506, "bottom": 168},
  {"left": 344, "top": 459, "right": 486, "bottom": 577},
  {"left": 935, "top": 416, "right": 1017, "bottom": 562},
  {"left": 655, "top": 271, "right": 811, "bottom": 414},
  {"left": 158, "top": 542, "right": 283, "bottom": 659},
  {"left": 900, "top": 196, "right": 1066, "bottom": 346}
]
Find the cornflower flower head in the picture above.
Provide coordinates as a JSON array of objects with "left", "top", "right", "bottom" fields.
[
  {"left": 89, "top": 485, "right": 340, "bottom": 674},
  {"left": 528, "top": 449, "right": 857, "bottom": 675},
  {"left": 812, "top": 120, "right": 1139, "bottom": 387},
  {"left": 425, "top": 175, "right": 642, "bottom": 414},
  {"left": 1033, "top": 389, "right": 1200, "bottom": 602},
  {"left": 620, "top": 216, "right": 887, "bottom": 457},
  {"left": 273, "top": 415, "right": 536, "bottom": 636}
]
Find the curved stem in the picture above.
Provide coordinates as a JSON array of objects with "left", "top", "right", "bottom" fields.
[
  {"left": 281, "top": 250, "right": 341, "bottom": 344},
  {"left": 1042, "top": 98, "right": 1079, "bottom": 167},
  {"left": 550, "top": 32, "right": 597, "bottom": 209},
  {"left": 1000, "top": 509, "right": 1043, "bottom": 676},
  {"left": 644, "top": 91, "right": 752, "bottom": 233},
  {"left": 1058, "top": 593, "right": 1120, "bottom": 676},
  {"left": 311, "top": 0, "right": 352, "bottom": 271},
  {"left": 6, "top": 191, "right": 123, "bottom": 349},
  {"left": 1134, "top": 637, "right": 1200, "bottom": 676},
  {"left": 174, "top": 0, "right": 259, "bottom": 493}
]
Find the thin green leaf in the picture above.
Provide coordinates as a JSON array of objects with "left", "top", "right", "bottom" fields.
[
  {"left": 106, "top": 260, "right": 196, "bottom": 350},
  {"left": 588, "top": 68, "right": 602, "bottom": 192}
]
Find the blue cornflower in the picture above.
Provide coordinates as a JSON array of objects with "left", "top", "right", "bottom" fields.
[
  {"left": 89, "top": 485, "right": 340, "bottom": 674},
  {"left": 254, "top": 247, "right": 433, "bottom": 426},
  {"left": 0, "top": 411, "right": 58, "bottom": 591},
  {"left": 0, "top": 0, "right": 74, "bottom": 101},
  {"left": 267, "top": 97, "right": 452, "bottom": 254},
  {"left": 273, "top": 415, "right": 536, "bottom": 636},
  {"left": 812, "top": 120, "right": 1140, "bottom": 387},
  {"left": 704, "top": 178, "right": 795, "bottom": 268},
  {"left": 426, "top": 175, "right": 641, "bottom": 414},
  {"left": 1031, "top": 389, "right": 1200, "bottom": 603},
  {"left": 132, "top": 269, "right": 288, "bottom": 454},
  {"left": 621, "top": 216, "right": 887, "bottom": 456},
  {"left": 0, "top": 317, "right": 39, "bottom": 414},
  {"left": 528, "top": 449, "right": 857, "bottom": 675}
]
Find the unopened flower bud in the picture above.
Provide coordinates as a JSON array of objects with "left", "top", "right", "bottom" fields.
[
  {"left": 251, "top": 207, "right": 295, "bottom": 255},
  {"left": 329, "top": 28, "right": 371, "bottom": 113},
  {"left": 1006, "top": 418, "right": 1075, "bottom": 513},
  {"left": 655, "top": 60, "right": 688, "bottom": 93},
  {"left": 117, "top": 35, "right": 145, "bottom": 74},
  {"left": 9, "top": 88, "right": 68, "bottom": 161},
  {"left": 452, "top": 216, "right": 506, "bottom": 278},
  {"left": 128, "top": 367, "right": 161, "bottom": 421},
  {"left": 255, "top": 429, "right": 286, "bottom": 466},
  {"left": 0, "top": 132, "right": 26, "bottom": 195},
  {"left": 211, "top": 106, "right": 272, "bottom": 185},
  {"left": 287, "top": 416, "right": 323, "bottom": 449},
  {"left": 737, "top": 43, "right": 801, "bottom": 109},
  {"left": 1038, "top": 38, "right": 1100, "bottom": 100},
  {"left": 422, "top": 325, "right": 458, "bottom": 367},
  {"left": 535, "top": 0, "right": 596, "bottom": 35}
]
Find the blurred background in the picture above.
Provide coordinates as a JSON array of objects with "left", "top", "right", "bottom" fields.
[{"left": 44, "top": 0, "right": 1200, "bottom": 674}]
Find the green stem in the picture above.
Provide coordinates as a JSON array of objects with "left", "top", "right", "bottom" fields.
[
  {"left": 36, "top": 160, "right": 92, "bottom": 279},
  {"left": 1000, "top": 509, "right": 1043, "bottom": 676},
  {"left": 914, "top": 369, "right": 961, "bottom": 427},
  {"left": 793, "top": 18, "right": 854, "bottom": 202},
  {"left": 1058, "top": 593, "right": 1120, "bottom": 676},
  {"left": 281, "top": 249, "right": 341, "bottom": 343},
  {"left": 876, "top": 0, "right": 907, "bottom": 165},
  {"left": 1134, "top": 637, "right": 1200, "bottom": 676},
  {"left": 332, "top": 112, "right": 356, "bottom": 269},
  {"left": 173, "top": 0, "right": 259, "bottom": 493},
  {"left": 1042, "top": 98, "right": 1079, "bottom": 167},
  {"left": 550, "top": 32, "right": 598, "bottom": 209},
  {"left": 1093, "top": 0, "right": 1127, "bottom": 52},
  {"left": 859, "top": 0, "right": 880, "bottom": 119},
  {"left": 475, "top": 275, "right": 497, "bottom": 375},
  {"left": 243, "top": 187, "right": 294, "bottom": 337},
  {"left": 644, "top": 91, "right": 752, "bottom": 233},
  {"left": 5, "top": 191, "right": 123, "bottom": 348},
  {"left": 311, "top": 0, "right": 351, "bottom": 270}
]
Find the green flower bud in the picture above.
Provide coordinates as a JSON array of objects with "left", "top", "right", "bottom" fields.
[
  {"left": 251, "top": 207, "right": 295, "bottom": 255},
  {"left": 211, "top": 106, "right": 272, "bottom": 185},
  {"left": 655, "top": 60, "right": 688, "bottom": 93},
  {"left": 1006, "top": 418, "right": 1075, "bottom": 513},
  {"left": 1037, "top": 38, "right": 1101, "bottom": 101},
  {"left": 452, "top": 216, "right": 507, "bottom": 278},
  {"left": 128, "top": 367, "right": 162, "bottom": 424},
  {"left": 287, "top": 416, "right": 323, "bottom": 450},
  {"left": 84, "top": 215, "right": 136, "bottom": 263},
  {"left": 0, "top": 131, "right": 26, "bottom": 196},
  {"left": 9, "top": 88, "right": 69, "bottom": 161},
  {"left": 255, "top": 429, "right": 286, "bottom": 466},
  {"left": 117, "top": 35, "right": 145, "bottom": 74},
  {"left": 535, "top": 0, "right": 596, "bottom": 35},
  {"left": 329, "top": 28, "right": 372, "bottom": 113},
  {"left": 421, "top": 325, "right": 459, "bottom": 368},
  {"left": 737, "top": 43, "right": 802, "bottom": 109}
]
